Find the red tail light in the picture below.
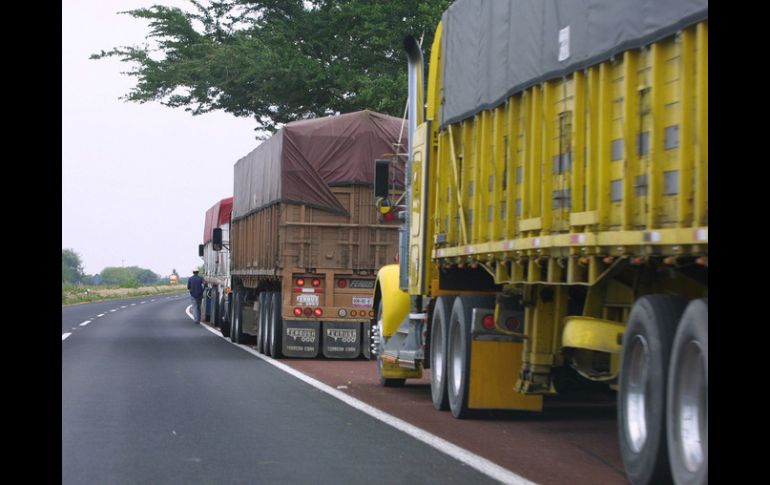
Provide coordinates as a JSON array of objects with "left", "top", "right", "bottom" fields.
[
  {"left": 303, "top": 307, "right": 312, "bottom": 316},
  {"left": 337, "top": 279, "right": 347, "bottom": 288},
  {"left": 313, "top": 308, "right": 323, "bottom": 317},
  {"left": 369, "top": 310, "right": 375, "bottom": 318},
  {"left": 311, "top": 278, "right": 321, "bottom": 287},
  {"left": 482, "top": 314, "right": 495, "bottom": 330},
  {"left": 296, "top": 278, "right": 305, "bottom": 287},
  {"left": 293, "top": 307, "right": 303, "bottom": 316},
  {"left": 350, "top": 310, "right": 358, "bottom": 317}
]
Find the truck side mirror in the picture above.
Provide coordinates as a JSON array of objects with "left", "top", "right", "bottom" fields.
[
  {"left": 213, "top": 228, "right": 223, "bottom": 251},
  {"left": 198, "top": 244, "right": 204, "bottom": 257},
  {"left": 374, "top": 159, "right": 390, "bottom": 199}
]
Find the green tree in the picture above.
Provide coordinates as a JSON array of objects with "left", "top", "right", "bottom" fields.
[
  {"left": 100, "top": 266, "right": 160, "bottom": 287},
  {"left": 91, "top": 0, "right": 450, "bottom": 133},
  {"left": 62, "top": 248, "right": 85, "bottom": 284}
]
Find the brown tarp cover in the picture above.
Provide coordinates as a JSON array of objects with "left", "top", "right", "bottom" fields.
[
  {"left": 233, "top": 110, "right": 406, "bottom": 220},
  {"left": 203, "top": 197, "right": 233, "bottom": 243}
]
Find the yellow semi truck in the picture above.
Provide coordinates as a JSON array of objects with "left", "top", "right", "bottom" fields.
[{"left": 370, "top": 1, "right": 707, "bottom": 484}]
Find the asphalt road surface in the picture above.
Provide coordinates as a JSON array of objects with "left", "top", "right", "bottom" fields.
[{"left": 62, "top": 294, "right": 503, "bottom": 485}]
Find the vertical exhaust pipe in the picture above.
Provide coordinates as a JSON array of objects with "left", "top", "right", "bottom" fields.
[
  {"left": 404, "top": 35, "right": 424, "bottom": 160},
  {"left": 400, "top": 36, "right": 425, "bottom": 291}
]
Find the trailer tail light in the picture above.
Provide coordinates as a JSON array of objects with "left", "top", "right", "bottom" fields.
[
  {"left": 296, "top": 278, "right": 305, "bottom": 287},
  {"left": 482, "top": 314, "right": 495, "bottom": 330},
  {"left": 504, "top": 316, "right": 522, "bottom": 333},
  {"left": 337, "top": 279, "right": 348, "bottom": 288},
  {"left": 313, "top": 308, "right": 323, "bottom": 317},
  {"left": 350, "top": 310, "right": 358, "bottom": 317},
  {"left": 311, "top": 278, "right": 321, "bottom": 287},
  {"left": 369, "top": 310, "right": 375, "bottom": 318},
  {"left": 293, "top": 307, "right": 303, "bottom": 317},
  {"left": 338, "top": 308, "right": 348, "bottom": 317},
  {"left": 303, "top": 307, "right": 312, "bottom": 316}
]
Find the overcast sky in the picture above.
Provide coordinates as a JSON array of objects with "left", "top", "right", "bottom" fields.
[{"left": 62, "top": 0, "right": 260, "bottom": 278}]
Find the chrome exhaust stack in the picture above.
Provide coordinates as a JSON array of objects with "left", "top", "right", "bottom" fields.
[{"left": 400, "top": 35, "right": 424, "bottom": 290}]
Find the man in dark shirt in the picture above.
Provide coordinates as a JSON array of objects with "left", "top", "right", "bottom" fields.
[{"left": 187, "top": 269, "right": 205, "bottom": 323}]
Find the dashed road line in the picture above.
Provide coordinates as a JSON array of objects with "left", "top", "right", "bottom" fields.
[
  {"left": 62, "top": 333, "right": 72, "bottom": 341},
  {"left": 79, "top": 320, "right": 91, "bottom": 326}
]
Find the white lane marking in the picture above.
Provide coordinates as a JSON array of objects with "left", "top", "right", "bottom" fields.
[
  {"left": 140, "top": 301, "right": 147, "bottom": 304},
  {"left": 110, "top": 309, "right": 117, "bottom": 313},
  {"left": 131, "top": 303, "right": 136, "bottom": 306},
  {"left": 185, "top": 305, "right": 195, "bottom": 321},
  {"left": 79, "top": 320, "right": 91, "bottom": 326},
  {"left": 150, "top": 299, "right": 155, "bottom": 302},
  {"left": 97, "top": 313, "right": 105, "bottom": 317},
  {"left": 121, "top": 305, "right": 127, "bottom": 309},
  {"left": 62, "top": 333, "right": 72, "bottom": 341},
  {"left": 198, "top": 324, "right": 535, "bottom": 485}
]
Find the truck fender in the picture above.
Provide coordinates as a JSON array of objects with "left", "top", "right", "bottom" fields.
[{"left": 373, "top": 264, "right": 410, "bottom": 338}]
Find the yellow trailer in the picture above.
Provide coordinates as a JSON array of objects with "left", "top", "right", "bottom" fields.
[{"left": 371, "top": 2, "right": 707, "bottom": 484}]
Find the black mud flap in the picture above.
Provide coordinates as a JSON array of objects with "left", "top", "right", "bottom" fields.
[
  {"left": 322, "top": 322, "right": 361, "bottom": 359},
  {"left": 282, "top": 321, "right": 320, "bottom": 358}
]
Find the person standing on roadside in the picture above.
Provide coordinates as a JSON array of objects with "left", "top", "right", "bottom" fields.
[{"left": 187, "top": 269, "right": 205, "bottom": 323}]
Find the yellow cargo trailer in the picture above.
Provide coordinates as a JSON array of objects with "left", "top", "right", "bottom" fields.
[{"left": 370, "top": 2, "right": 707, "bottom": 484}]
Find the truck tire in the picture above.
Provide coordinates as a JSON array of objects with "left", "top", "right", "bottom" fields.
[
  {"left": 618, "top": 295, "right": 687, "bottom": 485},
  {"left": 446, "top": 295, "right": 493, "bottom": 419},
  {"left": 262, "top": 292, "right": 273, "bottom": 356},
  {"left": 269, "top": 292, "right": 284, "bottom": 358},
  {"left": 256, "top": 292, "right": 266, "bottom": 353},
  {"left": 232, "top": 291, "right": 246, "bottom": 344},
  {"left": 430, "top": 295, "right": 455, "bottom": 411},
  {"left": 375, "top": 301, "right": 405, "bottom": 387},
  {"left": 667, "top": 298, "right": 708, "bottom": 485},
  {"left": 220, "top": 292, "right": 232, "bottom": 338},
  {"left": 211, "top": 287, "right": 221, "bottom": 328},
  {"left": 202, "top": 289, "right": 211, "bottom": 323}
]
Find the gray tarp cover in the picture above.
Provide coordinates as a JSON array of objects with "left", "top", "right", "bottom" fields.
[
  {"left": 440, "top": 0, "right": 708, "bottom": 128},
  {"left": 233, "top": 110, "right": 406, "bottom": 220}
]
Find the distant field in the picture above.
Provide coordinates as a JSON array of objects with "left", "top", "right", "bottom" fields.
[{"left": 62, "top": 284, "right": 187, "bottom": 306}]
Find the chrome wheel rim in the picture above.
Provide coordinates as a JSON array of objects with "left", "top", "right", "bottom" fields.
[
  {"left": 673, "top": 340, "right": 706, "bottom": 472},
  {"left": 432, "top": 318, "right": 444, "bottom": 384},
  {"left": 450, "top": 320, "right": 463, "bottom": 396},
  {"left": 626, "top": 334, "right": 650, "bottom": 452}
]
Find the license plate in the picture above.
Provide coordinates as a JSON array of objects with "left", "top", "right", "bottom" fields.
[
  {"left": 296, "top": 294, "right": 319, "bottom": 306},
  {"left": 352, "top": 296, "right": 373, "bottom": 307},
  {"left": 349, "top": 279, "right": 375, "bottom": 289}
]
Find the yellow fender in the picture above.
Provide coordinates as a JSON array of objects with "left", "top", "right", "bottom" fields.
[{"left": 373, "top": 264, "right": 410, "bottom": 338}]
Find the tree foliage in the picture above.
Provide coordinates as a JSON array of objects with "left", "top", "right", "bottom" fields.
[
  {"left": 91, "top": 0, "right": 450, "bottom": 133},
  {"left": 100, "top": 266, "right": 161, "bottom": 287},
  {"left": 62, "top": 248, "right": 85, "bottom": 284}
]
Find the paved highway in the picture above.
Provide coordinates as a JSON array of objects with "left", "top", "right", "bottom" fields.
[{"left": 62, "top": 294, "right": 501, "bottom": 485}]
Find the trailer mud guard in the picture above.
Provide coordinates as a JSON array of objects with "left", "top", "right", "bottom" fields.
[
  {"left": 282, "top": 320, "right": 320, "bottom": 358},
  {"left": 322, "top": 322, "right": 361, "bottom": 359}
]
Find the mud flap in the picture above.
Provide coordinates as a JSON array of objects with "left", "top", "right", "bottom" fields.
[
  {"left": 282, "top": 321, "right": 320, "bottom": 358},
  {"left": 468, "top": 338, "right": 543, "bottom": 411},
  {"left": 322, "top": 322, "right": 361, "bottom": 359}
]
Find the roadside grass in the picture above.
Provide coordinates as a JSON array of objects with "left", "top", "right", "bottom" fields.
[{"left": 62, "top": 284, "right": 187, "bottom": 306}]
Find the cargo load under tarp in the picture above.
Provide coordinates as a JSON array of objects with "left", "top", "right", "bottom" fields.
[
  {"left": 440, "top": 0, "right": 708, "bottom": 128},
  {"left": 233, "top": 110, "right": 406, "bottom": 219},
  {"left": 203, "top": 197, "right": 233, "bottom": 244}
]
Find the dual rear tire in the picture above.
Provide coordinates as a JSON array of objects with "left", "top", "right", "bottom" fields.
[
  {"left": 428, "top": 294, "right": 493, "bottom": 418},
  {"left": 618, "top": 295, "right": 708, "bottom": 485}
]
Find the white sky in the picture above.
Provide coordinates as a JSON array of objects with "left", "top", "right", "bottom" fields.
[{"left": 62, "top": 0, "right": 260, "bottom": 278}]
